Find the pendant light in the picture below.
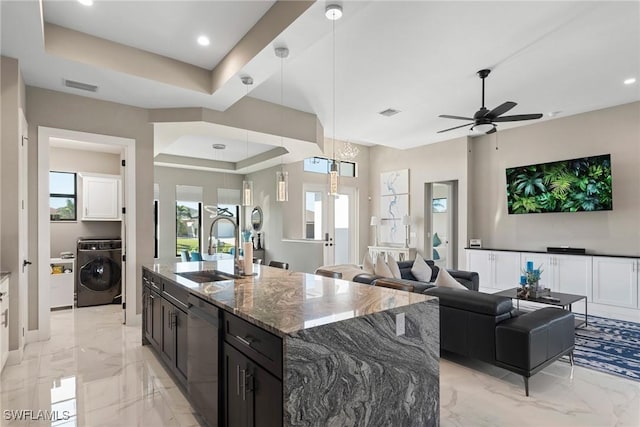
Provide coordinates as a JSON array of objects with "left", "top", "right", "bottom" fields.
[
  {"left": 241, "top": 76, "right": 254, "bottom": 207},
  {"left": 275, "top": 46, "right": 289, "bottom": 202},
  {"left": 326, "top": 4, "right": 342, "bottom": 197}
]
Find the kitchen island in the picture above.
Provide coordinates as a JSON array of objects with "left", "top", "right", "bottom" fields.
[{"left": 142, "top": 260, "right": 440, "bottom": 426}]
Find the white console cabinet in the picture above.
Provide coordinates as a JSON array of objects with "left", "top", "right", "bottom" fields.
[
  {"left": 466, "top": 250, "right": 520, "bottom": 290},
  {"left": 82, "top": 174, "right": 121, "bottom": 221},
  {"left": 592, "top": 257, "right": 638, "bottom": 309},
  {"left": 368, "top": 246, "right": 416, "bottom": 263},
  {"left": 520, "top": 254, "right": 592, "bottom": 298}
]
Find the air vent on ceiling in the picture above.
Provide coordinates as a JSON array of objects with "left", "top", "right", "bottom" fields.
[
  {"left": 379, "top": 108, "right": 400, "bottom": 117},
  {"left": 63, "top": 79, "right": 98, "bottom": 92}
]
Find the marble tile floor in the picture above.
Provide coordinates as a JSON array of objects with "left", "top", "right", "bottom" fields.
[{"left": 1, "top": 304, "right": 639, "bottom": 426}]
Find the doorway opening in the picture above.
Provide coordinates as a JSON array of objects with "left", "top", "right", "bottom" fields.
[
  {"left": 424, "top": 180, "right": 458, "bottom": 269},
  {"left": 37, "top": 127, "right": 137, "bottom": 341}
]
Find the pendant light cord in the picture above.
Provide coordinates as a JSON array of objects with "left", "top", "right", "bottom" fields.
[
  {"left": 280, "top": 51, "right": 284, "bottom": 170},
  {"left": 332, "top": 16, "right": 336, "bottom": 164}
]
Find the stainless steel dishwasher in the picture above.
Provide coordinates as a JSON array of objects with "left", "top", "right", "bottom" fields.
[{"left": 188, "top": 294, "right": 221, "bottom": 427}]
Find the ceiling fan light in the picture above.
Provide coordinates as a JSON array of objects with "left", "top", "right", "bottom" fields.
[{"left": 472, "top": 123, "right": 495, "bottom": 134}]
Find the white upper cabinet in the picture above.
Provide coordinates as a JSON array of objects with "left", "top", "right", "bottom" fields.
[{"left": 82, "top": 174, "right": 121, "bottom": 221}]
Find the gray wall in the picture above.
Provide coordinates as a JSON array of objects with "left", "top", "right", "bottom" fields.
[
  {"left": 49, "top": 147, "right": 121, "bottom": 257},
  {"left": 246, "top": 140, "right": 370, "bottom": 273},
  {"left": 369, "top": 136, "right": 470, "bottom": 268},
  {"left": 27, "top": 86, "right": 155, "bottom": 330},
  {"left": 1, "top": 56, "right": 27, "bottom": 349},
  {"left": 153, "top": 165, "right": 243, "bottom": 260},
  {"left": 469, "top": 101, "right": 640, "bottom": 256}
]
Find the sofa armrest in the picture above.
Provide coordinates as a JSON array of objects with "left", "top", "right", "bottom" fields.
[
  {"left": 352, "top": 273, "right": 381, "bottom": 285},
  {"left": 425, "top": 287, "right": 513, "bottom": 316},
  {"left": 448, "top": 269, "right": 479, "bottom": 291}
]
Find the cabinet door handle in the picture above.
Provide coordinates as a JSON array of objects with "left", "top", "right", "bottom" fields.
[
  {"left": 240, "top": 369, "right": 247, "bottom": 401},
  {"left": 236, "top": 365, "right": 241, "bottom": 396}
]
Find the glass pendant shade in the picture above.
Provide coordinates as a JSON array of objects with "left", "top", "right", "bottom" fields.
[
  {"left": 328, "top": 161, "right": 339, "bottom": 197},
  {"left": 276, "top": 170, "right": 288, "bottom": 202},
  {"left": 242, "top": 180, "right": 253, "bottom": 206}
]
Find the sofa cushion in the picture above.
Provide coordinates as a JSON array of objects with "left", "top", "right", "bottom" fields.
[
  {"left": 399, "top": 259, "right": 439, "bottom": 282},
  {"left": 425, "top": 287, "right": 514, "bottom": 317},
  {"left": 411, "top": 257, "right": 432, "bottom": 282},
  {"left": 387, "top": 255, "right": 402, "bottom": 279},
  {"left": 435, "top": 268, "right": 468, "bottom": 290},
  {"left": 374, "top": 254, "right": 393, "bottom": 277},
  {"left": 362, "top": 252, "right": 375, "bottom": 274}
]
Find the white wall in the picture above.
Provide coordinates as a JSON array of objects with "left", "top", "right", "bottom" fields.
[
  {"left": 369, "top": 136, "right": 470, "bottom": 267},
  {"left": 49, "top": 147, "right": 121, "bottom": 257},
  {"left": 154, "top": 166, "right": 243, "bottom": 260},
  {"left": 469, "top": 101, "right": 640, "bottom": 256}
]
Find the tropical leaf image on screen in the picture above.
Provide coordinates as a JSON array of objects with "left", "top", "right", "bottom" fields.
[{"left": 506, "top": 154, "right": 612, "bottom": 214}]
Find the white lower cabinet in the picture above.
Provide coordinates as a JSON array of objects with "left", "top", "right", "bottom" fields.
[
  {"left": 592, "top": 257, "right": 638, "bottom": 309},
  {"left": 0, "top": 276, "right": 9, "bottom": 371},
  {"left": 519, "top": 253, "right": 592, "bottom": 297},
  {"left": 466, "top": 250, "right": 520, "bottom": 290}
]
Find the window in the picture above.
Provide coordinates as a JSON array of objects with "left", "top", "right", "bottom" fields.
[
  {"left": 303, "top": 157, "right": 357, "bottom": 177},
  {"left": 176, "top": 201, "right": 202, "bottom": 257},
  {"left": 153, "top": 200, "right": 159, "bottom": 259},
  {"left": 305, "top": 191, "right": 323, "bottom": 239},
  {"left": 50, "top": 171, "right": 77, "bottom": 221}
]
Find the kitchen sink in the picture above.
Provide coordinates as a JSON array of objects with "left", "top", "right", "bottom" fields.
[{"left": 176, "top": 270, "right": 236, "bottom": 283}]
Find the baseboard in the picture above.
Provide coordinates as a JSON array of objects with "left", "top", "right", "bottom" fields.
[
  {"left": 126, "top": 313, "right": 142, "bottom": 327},
  {"left": 25, "top": 329, "right": 40, "bottom": 343},
  {"left": 6, "top": 347, "right": 24, "bottom": 366}
]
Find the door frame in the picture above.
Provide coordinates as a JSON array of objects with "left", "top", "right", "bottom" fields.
[
  {"left": 37, "top": 127, "right": 138, "bottom": 340},
  {"left": 424, "top": 180, "right": 458, "bottom": 269}
]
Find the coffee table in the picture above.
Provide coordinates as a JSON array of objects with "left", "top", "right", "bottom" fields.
[{"left": 493, "top": 287, "right": 587, "bottom": 328}]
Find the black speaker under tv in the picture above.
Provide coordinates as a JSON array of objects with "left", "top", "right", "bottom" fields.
[{"left": 506, "top": 154, "right": 612, "bottom": 214}]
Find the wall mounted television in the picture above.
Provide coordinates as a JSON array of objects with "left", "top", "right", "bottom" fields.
[{"left": 506, "top": 154, "right": 612, "bottom": 214}]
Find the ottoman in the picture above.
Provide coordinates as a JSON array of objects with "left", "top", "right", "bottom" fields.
[{"left": 495, "top": 307, "right": 575, "bottom": 396}]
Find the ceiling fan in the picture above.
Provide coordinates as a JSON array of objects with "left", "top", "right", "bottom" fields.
[{"left": 438, "top": 69, "right": 543, "bottom": 135}]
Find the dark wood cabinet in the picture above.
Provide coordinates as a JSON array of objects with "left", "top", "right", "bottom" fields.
[
  {"left": 142, "top": 268, "right": 282, "bottom": 427},
  {"left": 160, "top": 298, "right": 188, "bottom": 385},
  {"left": 223, "top": 342, "right": 282, "bottom": 427}
]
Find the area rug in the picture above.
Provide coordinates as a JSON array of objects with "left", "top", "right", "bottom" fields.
[{"left": 573, "top": 314, "right": 640, "bottom": 381}]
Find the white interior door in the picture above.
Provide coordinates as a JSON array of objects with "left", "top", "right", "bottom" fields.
[
  {"left": 18, "top": 110, "right": 29, "bottom": 349},
  {"left": 303, "top": 185, "right": 357, "bottom": 266}
]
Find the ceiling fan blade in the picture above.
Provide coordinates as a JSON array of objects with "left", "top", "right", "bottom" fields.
[
  {"left": 439, "top": 114, "right": 474, "bottom": 121},
  {"left": 493, "top": 113, "right": 543, "bottom": 122},
  {"left": 437, "top": 123, "right": 473, "bottom": 133},
  {"left": 486, "top": 127, "right": 497, "bottom": 134},
  {"left": 486, "top": 101, "right": 516, "bottom": 119}
]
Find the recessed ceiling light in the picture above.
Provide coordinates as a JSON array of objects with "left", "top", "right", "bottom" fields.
[
  {"left": 547, "top": 111, "right": 562, "bottom": 117},
  {"left": 77, "top": 0, "right": 93, "bottom": 6},
  {"left": 212, "top": 144, "right": 226, "bottom": 150},
  {"left": 623, "top": 77, "right": 636, "bottom": 85},
  {"left": 325, "top": 4, "right": 343, "bottom": 20},
  {"left": 197, "top": 35, "right": 210, "bottom": 46}
]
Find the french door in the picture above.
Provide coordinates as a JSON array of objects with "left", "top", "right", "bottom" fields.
[{"left": 303, "top": 185, "right": 357, "bottom": 266}]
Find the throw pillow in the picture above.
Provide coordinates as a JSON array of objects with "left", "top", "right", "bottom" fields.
[
  {"left": 374, "top": 254, "right": 393, "bottom": 278},
  {"left": 433, "top": 232, "right": 442, "bottom": 247},
  {"left": 362, "top": 252, "right": 375, "bottom": 274},
  {"left": 387, "top": 255, "right": 402, "bottom": 279},
  {"left": 435, "top": 268, "right": 467, "bottom": 290},
  {"left": 411, "top": 257, "right": 432, "bottom": 282}
]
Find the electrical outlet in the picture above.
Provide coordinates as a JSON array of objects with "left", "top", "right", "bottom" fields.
[{"left": 395, "top": 312, "right": 405, "bottom": 336}]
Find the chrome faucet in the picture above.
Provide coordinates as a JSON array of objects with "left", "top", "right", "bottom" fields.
[{"left": 208, "top": 215, "right": 243, "bottom": 275}]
